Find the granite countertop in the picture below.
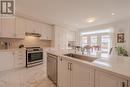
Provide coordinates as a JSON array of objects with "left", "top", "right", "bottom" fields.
[{"left": 47, "top": 49, "right": 130, "bottom": 80}]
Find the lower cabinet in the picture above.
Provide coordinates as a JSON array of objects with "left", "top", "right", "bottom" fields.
[
  {"left": 14, "top": 49, "right": 26, "bottom": 68},
  {"left": 58, "top": 57, "right": 71, "bottom": 87},
  {"left": 58, "top": 57, "right": 128, "bottom": 87},
  {"left": 58, "top": 57, "right": 94, "bottom": 87},
  {"left": 71, "top": 61, "right": 94, "bottom": 87},
  {"left": 0, "top": 51, "right": 14, "bottom": 71},
  {"left": 95, "top": 70, "right": 128, "bottom": 87}
]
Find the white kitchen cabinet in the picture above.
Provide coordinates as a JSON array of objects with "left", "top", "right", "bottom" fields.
[
  {"left": 25, "top": 19, "right": 42, "bottom": 34},
  {"left": 95, "top": 70, "right": 128, "bottom": 87},
  {"left": 25, "top": 19, "right": 35, "bottom": 33},
  {"left": 54, "top": 26, "right": 68, "bottom": 50},
  {"left": 58, "top": 57, "right": 94, "bottom": 87},
  {"left": 67, "top": 31, "right": 75, "bottom": 41},
  {"left": 71, "top": 61, "right": 94, "bottom": 87},
  {"left": 40, "top": 24, "right": 52, "bottom": 40},
  {"left": 15, "top": 17, "right": 26, "bottom": 38},
  {"left": 53, "top": 26, "right": 77, "bottom": 50},
  {"left": 0, "top": 51, "right": 14, "bottom": 71},
  {"left": 58, "top": 57, "right": 71, "bottom": 87},
  {"left": 1, "top": 18, "right": 16, "bottom": 38},
  {"left": 14, "top": 49, "right": 26, "bottom": 68},
  {"left": 31, "top": 21, "right": 41, "bottom": 34}
]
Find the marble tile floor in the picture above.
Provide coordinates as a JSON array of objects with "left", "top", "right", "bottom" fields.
[{"left": 0, "top": 64, "right": 56, "bottom": 87}]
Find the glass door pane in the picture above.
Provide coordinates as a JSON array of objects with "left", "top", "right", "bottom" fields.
[
  {"left": 101, "top": 35, "right": 111, "bottom": 57},
  {"left": 90, "top": 36, "right": 98, "bottom": 46},
  {"left": 81, "top": 36, "right": 88, "bottom": 47}
]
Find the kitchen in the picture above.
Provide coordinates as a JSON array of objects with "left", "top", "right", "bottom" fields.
[{"left": 0, "top": 0, "right": 130, "bottom": 87}]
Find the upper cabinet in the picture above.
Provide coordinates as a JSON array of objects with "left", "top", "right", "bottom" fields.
[
  {"left": 40, "top": 24, "right": 53, "bottom": 40},
  {"left": 67, "top": 31, "right": 76, "bottom": 41},
  {"left": 0, "top": 16, "right": 53, "bottom": 40},
  {"left": 1, "top": 18, "right": 16, "bottom": 38},
  {"left": 25, "top": 19, "right": 35, "bottom": 33},
  {"left": 15, "top": 17, "right": 26, "bottom": 38}
]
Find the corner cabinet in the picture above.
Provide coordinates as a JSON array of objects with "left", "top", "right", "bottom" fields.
[
  {"left": 58, "top": 57, "right": 94, "bottom": 87},
  {"left": 95, "top": 70, "right": 128, "bottom": 87}
]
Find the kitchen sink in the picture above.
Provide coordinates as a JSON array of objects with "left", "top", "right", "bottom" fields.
[{"left": 64, "top": 53, "right": 97, "bottom": 62}]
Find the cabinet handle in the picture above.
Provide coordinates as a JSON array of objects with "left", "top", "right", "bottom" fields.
[
  {"left": 70, "top": 63, "right": 72, "bottom": 71},
  {"left": 60, "top": 58, "right": 62, "bottom": 61},
  {"left": 68, "top": 62, "right": 71, "bottom": 70},
  {"left": 122, "top": 82, "right": 125, "bottom": 87}
]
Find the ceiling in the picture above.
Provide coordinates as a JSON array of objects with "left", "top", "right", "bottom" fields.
[{"left": 16, "top": 0, "right": 130, "bottom": 30}]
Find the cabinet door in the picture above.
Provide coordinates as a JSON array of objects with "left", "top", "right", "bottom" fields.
[
  {"left": 95, "top": 70, "right": 128, "bottom": 87},
  {"left": 34, "top": 22, "right": 41, "bottom": 34},
  {"left": 40, "top": 24, "right": 52, "bottom": 40},
  {"left": 67, "top": 31, "right": 75, "bottom": 41},
  {"left": 25, "top": 19, "right": 34, "bottom": 33},
  {"left": 15, "top": 17, "right": 26, "bottom": 38},
  {"left": 46, "top": 27, "right": 52, "bottom": 40},
  {"left": 71, "top": 61, "right": 94, "bottom": 87},
  {"left": 58, "top": 57, "right": 71, "bottom": 87},
  {"left": 1, "top": 18, "right": 16, "bottom": 38},
  {"left": 14, "top": 49, "right": 26, "bottom": 68},
  {"left": 0, "top": 51, "right": 14, "bottom": 71}
]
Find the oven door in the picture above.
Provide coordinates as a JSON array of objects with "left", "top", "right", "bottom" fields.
[{"left": 27, "top": 51, "right": 43, "bottom": 62}]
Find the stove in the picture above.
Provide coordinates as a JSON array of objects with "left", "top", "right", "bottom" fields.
[{"left": 26, "top": 47, "right": 43, "bottom": 67}]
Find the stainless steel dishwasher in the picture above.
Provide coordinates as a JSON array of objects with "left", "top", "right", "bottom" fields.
[{"left": 47, "top": 53, "right": 58, "bottom": 85}]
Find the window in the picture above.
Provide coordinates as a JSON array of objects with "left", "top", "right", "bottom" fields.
[
  {"left": 81, "top": 36, "right": 88, "bottom": 46},
  {"left": 80, "top": 29, "right": 113, "bottom": 58},
  {"left": 90, "top": 36, "right": 98, "bottom": 46}
]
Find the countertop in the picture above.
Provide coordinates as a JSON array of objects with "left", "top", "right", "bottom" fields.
[{"left": 47, "top": 49, "right": 130, "bottom": 80}]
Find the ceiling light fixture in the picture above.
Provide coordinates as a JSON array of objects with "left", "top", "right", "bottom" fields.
[
  {"left": 112, "top": 13, "right": 115, "bottom": 16},
  {"left": 86, "top": 17, "right": 96, "bottom": 23}
]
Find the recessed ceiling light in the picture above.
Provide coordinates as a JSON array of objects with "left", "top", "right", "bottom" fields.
[
  {"left": 86, "top": 17, "right": 96, "bottom": 23},
  {"left": 112, "top": 13, "right": 115, "bottom": 16}
]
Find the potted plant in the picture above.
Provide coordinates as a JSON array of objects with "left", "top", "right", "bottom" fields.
[{"left": 115, "top": 46, "right": 128, "bottom": 56}]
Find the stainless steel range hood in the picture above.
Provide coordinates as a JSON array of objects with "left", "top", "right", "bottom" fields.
[{"left": 25, "top": 32, "right": 41, "bottom": 37}]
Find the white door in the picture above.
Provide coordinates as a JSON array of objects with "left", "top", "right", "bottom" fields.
[
  {"left": 15, "top": 17, "right": 26, "bottom": 38},
  {"left": 58, "top": 57, "right": 71, "bottom": 87},
  {"left": 71, "top": 61, "right": 94, "bottom": 87},
  {"left": 1, "top": 18, "right": 16, "bottom": 38},
  {"left": 95, "top": 70, "right": 128, "bottom": 87}
]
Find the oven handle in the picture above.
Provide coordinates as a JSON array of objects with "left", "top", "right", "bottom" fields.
[{"left": 27, "top": 51, "right": 43, "bottom": 53}]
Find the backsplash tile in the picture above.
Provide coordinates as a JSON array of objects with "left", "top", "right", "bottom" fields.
[{"left": 0, "top": 37, "right": 51, "bottom": 49}]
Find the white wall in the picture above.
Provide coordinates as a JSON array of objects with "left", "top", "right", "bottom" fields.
[{"left": 79, "top": 19, "right": 130, "bottom": 55}]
